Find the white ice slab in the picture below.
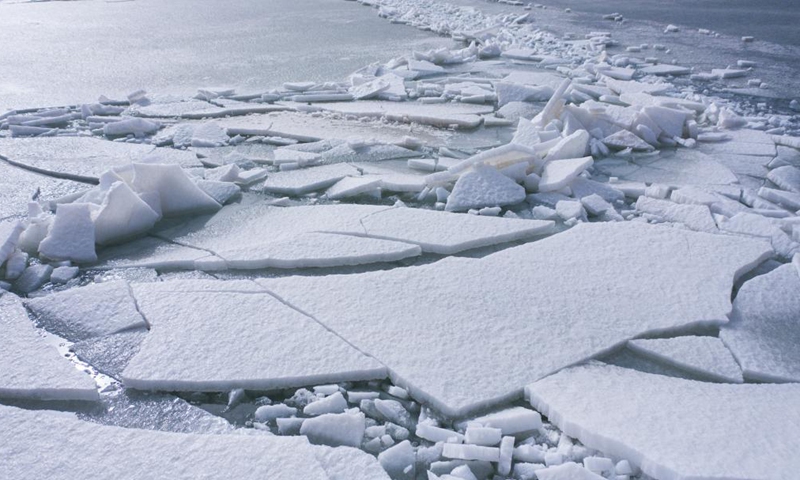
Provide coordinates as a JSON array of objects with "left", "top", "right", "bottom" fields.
[
  {"left": 325, "top": 176, "right": 382, "bottom": 200},
  {"left": 635, "top": 197, "right": 717, "bottom": 233},
  {"left": 312, "top": 101, "right": 493, "bottom": 129},
  {"left": 129, "top": 163, "right": 222, "bottom": 217},
  {"left": 122, "top": 280, "right": 386, "bottom": 392},
  {"left": 721, "top": 264, "right": 800, "bottom": 383},
  {"left": 25, "top": 281, "right": 146, "bottom": 342},
  {"left": 627, "top": 336, "right": 743, "bottom": 383},
  {"left": 38, "top": 203, "right": 97, "bottom": 264},
  {"left": 538, "top": 157, "right": 593, "bottom": 193},
  {"left": 94, "top": 236, "right": 221, "bottom": 271},
  {"left": 1, "top": 293, "right": 98, "bottom": 401},
  {"left": 0, "top": 220, "right": 24, "bottom": 267},
  {"left": 263, "top": 164, "right": 361, "bottom": 195},
  {"left": 313, "top": 445, "right": 391, "bottom": 480},
  {"left": 259, "top": 222, "right": 769, "bottom": 416},
  {"left": 0, "top": 404, "right": 330, "bottom": 479},
  {"left": 93, "top": 181, "right": 161, "bottom": 245},
  {"left": 526, "top": 363, "right": 800, "bottom": 480},
  {"left": 596, "top": 150, "right": 738, "bottom": 186},
  {"left": 0, "top": 137, "right": 200, "bottom": 183},
  {"left": 445, "top": 166, "right": 527, "bottom": 212}
]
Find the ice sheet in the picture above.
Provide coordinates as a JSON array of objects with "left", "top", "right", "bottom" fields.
[
  {"left": 627, "top": 336, "right": 743, "bottom": 383},
  {"left": 122, "top": 280, "right": 387, "bottom": 391},
  {"left": 721, "top": 264, "right": 800, "bottom": 383},
  {"left": 25, "top": 281, "right": 146, "bottom": 342},
  {"left": 258, "top": 222, "right": 769, "bottom": 416},
  {"left": 0, "top": 404, "right": 330, "bottom": 480},
  {"left": 526, "top": 363, "right": 800, "bottom": 480},
  {"left": 0, "top": 293, "right": 98, "bottom": 402}
]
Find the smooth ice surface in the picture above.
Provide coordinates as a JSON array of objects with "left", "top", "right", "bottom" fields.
[
  {"left": 721, "top": 264, "right": 800, "bottom": 383},
  {"left": 122, "top": 280, "right": 387, "bottom": 392},
  {"left": 526, "top": 363, "right": 800, "bottom": 480},
  {"left": 38, "top": 203, "right": 97, "bottom": 264},
  {"left": 0, "top": 293, "right": 98, "bottom": 402},
  {"left": 259, "top": 222, "right": 769, "bottom": 416},
  {"left": 596, "top": 150, "right": 738, "bottom": 186},
  {"left": 0, "top": 137, "right": 199, "bottom": 183},
  {"left": 263, "top": 164, "right": 360, "bottom": 195},
  {"left": 129, "top": 163, "right": 222, "bottom": 217},
  {"left": 538, "top": 157, "right": 593, "bottom": 193},
  {"left": 0, "top": 404, "right": 330, "bottom": 479},
  {"left": 25, "top": 281, "right": 146, "bottom": 342},
  {"left": 627, "top": 336, "right": 743, "bottom": 383},
  {"left": 314, "top": 101, "right": 494, "bottom": 129}
]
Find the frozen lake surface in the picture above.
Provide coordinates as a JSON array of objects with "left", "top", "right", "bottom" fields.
[{"left": 0, "top": 0, "right": 452, "bottom": 109}]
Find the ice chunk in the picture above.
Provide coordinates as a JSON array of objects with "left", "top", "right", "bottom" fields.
[
  {"left": 442, "top": 444, "right": 500, "bottom": 462},
  {"left": 417, "top": 424, "right": 465, "bottom": 443},
  {"left": 639, "top": 64, "right": 691, "bottom": 76},
  {"left": 758, "top": 187, "right": 800, "bottom": 211},
  {"left": 0, "top": 404, "right": 329, "bottom": 479},
  {"left": 300, "top": 411, "right": 366, "bottom": 448},
  {"left": 603, "top": 130, "right": 653, "bottom": 151},
  {"left": 0, "top": 220, "right": 24, "bottom": 267},
  {"left": 314, "top": 101, "right": 492, "bottom": 129},
  {"left": 635, "top": 197, "right": 717, "bottom": 233},
  {"left": 12, "top": 264, "right": 53, "bottom": 294},
  {"left": 25, "top": 281, "right": 146, "bottom": 342},
  {"left": 325, "top": 176, "right": 382, "bottom": 200},
  {"left": 196, "top": 180, "right": 241, "bottom": 205},
  {"left": 254, "top": 404, "right": 297, "bottom": 423},
  {"left": 103, "top": 117, "right": 160, "bottom": 138},
  {"left": 720, "top": 213, "right": 798, "bottom": 259},
  {"left": 38, "top": 203, "right": 97, "bottom": 264},
  {"left": 121, "top": 281, "right": 386, "bottom": 392},
  {"left": 258, "top": 223, "right": 769, "bottom": 416},
  {"left": 767, "top": 166, "right": 800, "bottom": 193},
  {"left": 461, "top": 407, "right": 542, "bottom": 436},
  {"left": 378, "top": 440, "right": 416, "bottom": 479},
  {"left": 721, "top": 264, "right": 800, "bottom": 382},
  {"left": 313, "top": 445, "right": 391, "bottom": 480},
  {"left": 526, "top": 363, "right": 800, "bottom": 480},
  {"left": 0, "top": 294, "right": 98, "bottom": 401},
  {"left": 538, "top": 157, "right": 593, "bottom": 193},
  {"left": 304, "top": 391, "right": 348, "bottom": 416},
  {"left": 464, "top": 426, "right": 501, "bottom": 446},
  {"left": 445, "top": 166, "right": 526, "bottom": 212},
  {"left": 495, "top": 82, "right": 553, "bottom": 107},
  {"left": 627, "top": 336, "right": 743, "bottom": 383},
  {"left": 129, "top": 163, "right": 221, "bottom": 216},
  {"left": 263, "top": 164, "right": 360, "bottom": 195},
  {"left": 93, "top": 181, "right": 161, "bottom": 245}
]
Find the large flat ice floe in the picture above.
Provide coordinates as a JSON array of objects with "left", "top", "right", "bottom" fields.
[
  {"left": 627, "top": 336, "right": 743, "bottom": 383},
  {"left": 0, "top": 137, "right": 200, "bottom": 183},
  {"left": 0, "top": 405, "right": 331, "bottom": 479},
  {"left": 259, "top": 222, "right": 770, "bottom": 416},
  {"left": 721, "top": 264, "right": 800, "bottom": 383},
  {"left": 149, "top": 202, "right": 552, "bottom": 270},
  {"left": 0, "top": 293, "right": 98, "bottom": 402},
  {"left": 526, "top": 363, "right": 800, "bottom": 480},
  {"left": 121, "top": 280, "right": 387, "bottom": 391}
]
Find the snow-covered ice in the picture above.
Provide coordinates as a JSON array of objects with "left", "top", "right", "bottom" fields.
[
  {"left": 0, "top": 293, "right": 98, "bottom": 401},
  {"left": 721, "top": 264, "right": 800, "bottom": 383},
  {"left": 627, "top": 336, "right": 743, "bottom": 383},
  {"left": 526, "top": 362, "right": 800, "bottom": 480}
]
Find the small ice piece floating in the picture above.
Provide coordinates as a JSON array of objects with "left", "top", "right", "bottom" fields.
[
  {"left": 526, "top": 363, "right": 800, "bottom": 480},
  {"left": 25, "top": 280, "right": 147, "bottom": 342},
  {"left": 260, "top": 222, "right": 769, "bottom": 416},
  {"left": 721, "top": 264, "right": 800, "bottom": 383},
  {"left": 0, "top": 404, "right": 368, "bottom": 480},
  {"left": 121, "top": 280, "right": 387, "bottom": 392},
  {"left": 0, "top": 137, "right": 199, "bottom": 183},
  {"left": 145, "top": 202, "right": 552, "bottom": 270},
  {"left": 0, "top": 293, "right": 98, "bottom": 402},
  {"left": 627, "top": 336, "right": 743, "bottom": 383}
]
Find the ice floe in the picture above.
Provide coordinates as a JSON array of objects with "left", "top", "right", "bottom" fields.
[
  {"left": 627, "top": 336, "right": 743, "bottom": 383},
  {"left": 721, "top": 264, "right": 800, "bottom": 383},
  {"left": 526, "top": 363, "right": 800, "bottom": 480},
  {"left": 1, "top": 293, "right": 98, "bottom": 401},
  {"left": 260, "top": 222, "right": 769, "bottom": 416}
]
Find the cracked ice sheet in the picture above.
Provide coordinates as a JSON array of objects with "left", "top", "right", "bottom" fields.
[
  {"left": 154, "top": 203, "right": 550, "bottom": 270},
  {"left": 525, "top": 363, "right": 800, "bottom": 480},
  {"left": 0, "top": 161, "right": 86, "bottom": 220},
  {"left": 216, "top": 111, "right": 452, "bottom": 147},
  {"left": 25, "top": 280, "right": 147, "bottom": 342},
  {"left": 595, "top": 149, "right": 738, "bottom": 187},
  {"left": 121, "top": 280, "right": 386, "bottom": 392},
  {"left": 0, "top": 293, "right": 98, "bottom": 402},
  {"left": 308, "top": 101, "right": 495, "bottom": 129},
  {"left": 258, "top": 222, "right": 770, "bottom": 417},
  {"left": 0, "top": 137, "right": 200, "bottom": 183},
  {"left": 0, "top": 404, "right": 329, "bottom": 480},
  {"left": 92, "top": 235, "right": 222, "bottom": 270},
  {"left": 721, "top": 264, "right": 800, "bottom": 383},
  {"left": 627, "top": 336, "right": 743, "bottom": 383}
]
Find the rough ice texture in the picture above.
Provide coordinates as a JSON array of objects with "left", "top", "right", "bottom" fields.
[
  {"left": 25, "top": 280, "right": 146, "bottom": 342},
  {"left": 121, "top": 280, "right": 386, "bottom": 391},
  {"left": 721, "top": 264, "right": 800, "bottom": 383},
  {"left": 446, "top": 166, "right": 527, "bottom": 212},
  {"left": 627, "top": 336, "right": 743, "bottom": 383},
  {"left": 0, "top": 293, "right": 98, "bottom": 402},
  {"left": 93, "top": 235, "right": 221, "bottom": 271},
  {"left": 259, "top": 222, "right": 770, "bottom": 416},
  {"left": 535, "top": 462, "right": 605, "bottom": 480},
  {"left": 526, "top": 363, "right": 800, "bottom": 480},
  {"left": 313, "top": 445, "right": 391, "bottom": 480},
  {"left": 0, "top": 137, "right": 199, "bottom": 182},
  {"left": 0, "top": 404, "right": 331, "bottom": 480},
  {"left": 596, "top": 150, "right": 738, "bottom": 186}
]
